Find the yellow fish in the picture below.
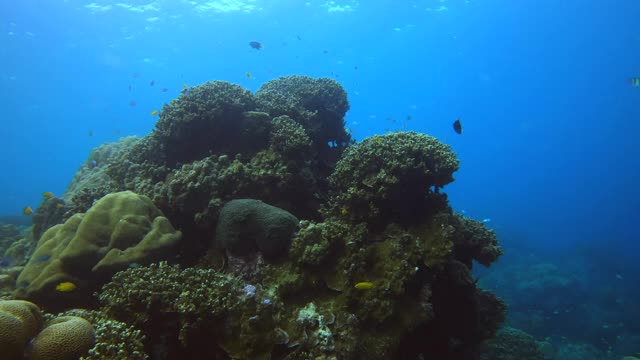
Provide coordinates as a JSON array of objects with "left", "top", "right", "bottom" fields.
[
  {"left": 246, "top": 71, "right": 252, "bottom": 78},
  {"left": 150, "top": 110, "right": 158, "bottom": 116},
  {"left": 340, "top": 207, "right": 348, "bottom": 216},
  {"left": 23, "top": 206, "right": 33, "bottom": 216},
  {"left": 55, "top": 281, "right": 77, "bottom": 292},
  {"left": 56, "top": 203, "right": 64, "bottom": 209},
  {"left": 354, "top": 282, "right": 375, "bottom": 290},
  {"left": 42, "top": 191, "right": 55, "bottom": 199}
]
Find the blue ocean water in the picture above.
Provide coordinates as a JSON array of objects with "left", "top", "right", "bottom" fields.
[{"left": 1, "top": 0, "right": 639, "bottom": 357}]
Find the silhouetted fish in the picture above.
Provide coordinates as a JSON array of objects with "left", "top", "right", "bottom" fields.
[
  {"left": 453, "top": 119, "right": 462, "bottom": 134},
  {"left": 150, "top": 80, "right": 155, "bottom": 86},
  {"left": 161, "top": 87, "right": 168, "bottom": 92},
  {"left": 129, "top": 100, "right": 137, "bottom": 107},
  {"left": 249, "top": 41, "right": 263, "bottom": 50}
]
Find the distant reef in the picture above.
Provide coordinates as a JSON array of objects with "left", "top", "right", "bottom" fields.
[{"left": 0, "top": 75, "right": 513, "bottom": 359}]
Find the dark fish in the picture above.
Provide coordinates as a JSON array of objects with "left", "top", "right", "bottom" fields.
[
  {"left": 354, "top": 66, "right": 358, "bottom": 70},
  {"left": 128, "top": 85, "right": 132, "bottom": 91},
  {"left": 132, "top": 72, "right": 140, "bottom": 78},
  {"left": 150, "top": 80, "right": 155, "bottom": 86},
  {"left": 453, "top": 119, "right": 462, "bottom": 134},
  {"left": 89, "top": 159, "right": 97, "bottom": 169},
  {"left": 323, "top": 49, "right": 328, "bottom": 54},
  {"left": 296, "top": 35, "right": 302, "bottom": 40},
  {"left": 129, "top": 100, "right": 137, "bottom": 107},
  {"left": 161, "top": 87, "right": 168, "bottom": 92},
  {"left": 249, "top": 41, "right": 263, "bottom": 50},
  {"left": 88, "top": 130, "right": 94, "bottom": 137}
]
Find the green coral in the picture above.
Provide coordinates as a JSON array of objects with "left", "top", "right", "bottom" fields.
[
  {"left": 14, "top": 191, "right": 181, "bottom": 310},
  {"left": 450, "top": 213, "right": 502, "bottom": 267},
  {"left": 324, "top": 132, "right": 459, "bottom": 229},
  {"left": 99, "top": 262, "right": 279, "bottom": 359},
  {"left": 214, "top": 199, "right": 299, "bottom": 258},
  {"left": 477, "top": 327, "right": 545, "bottom": 360},
  {"left": 155, "top": 81, "right": 258, "bottom": 166},
  {"left": 255, "top": 75, "right": 351, "bottom": 152}
]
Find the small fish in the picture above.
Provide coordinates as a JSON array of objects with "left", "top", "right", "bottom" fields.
[
  {"left": 88, "top": 130, "right": 94, "bottom": 137},
  {"left": 453, "top": 118, "right": 462, "bottom": 134},
  {"left": 150, "top": 110, "right": 159, "bottom": 116},
  {"left": 406, "top": 115, "right": 412, "bottom": 121},
  {"left": 296, "top": 35, "right": 302, "bottom": 40},
  {"left": 354, "top": 65, "right": 358, "bottom": 70},
  {"left": 323, "top": 49, "right": 328, "bottom": 54},
  {"left": 181, "top": 84, "right": 189, "bottom": 95},
  {"left": 55, "top": 281, "right": 77, "bottom": 292},
  {"left": 629, "top": 77, "right": 640, "bottom": 87},
  {"left": 42, "top": 191, "right": 55, "bottom": 199},
  {"left": 129, "top": 100, "right": 137, "bottom": 107},
  {"left": 246, "top": 71, "right": 252, "bottom": 78},
  {"left": 128, "top": 84, "right": 132, "bottom": 91},
  {"left": 340, "top": 207, "right": 348, "bottom": 216},
  {"left": 128, "top": 262, "right": 141, "bottom": 269},
  {"left": 55, "top": 203, "right": 63, "bottom": 209},
  {"left": 35, "top": 254, "right": 51, "bottom": 263},
  {"left": 23, "top": 206, "right": 33, "bottom": 216},
  {"left": 354, "top": 282, "right": 375, "bottom": 290},
  {"left": 249, "top": 41, "right": 263, "bottom": 50},
  {"left": 150, "top": 79, "right": 155, "bottom": 86},
  {"left": 482, "top": 218, "right": 492, "bottom": 223},
  {"left": 161, "top": 87, "right": 168, "bottom": 92},
  {"left": 88, "top": 159, "right": 97, "bottom": 169},
  {"left": 132, "top": 72, "right": 140, "bottom": 78}
]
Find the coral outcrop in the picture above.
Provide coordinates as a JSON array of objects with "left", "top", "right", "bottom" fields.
[{"left": 14, "top": 191, "right": 181, "bottom": 310}]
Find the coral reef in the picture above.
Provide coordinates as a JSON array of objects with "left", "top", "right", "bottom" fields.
[
  {"left": 324, "top": 132, "right": 459, "bottom": 230},
  {"left": 14, "top": 191, "right": 181, "bottom": 310},
  {"left": 11, "top": 76, "right": 510, "bottom": 359},
  {"left": 477, "top": 327, "right": 545, "bottom": 360}
]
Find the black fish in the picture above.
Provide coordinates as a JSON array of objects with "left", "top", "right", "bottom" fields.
[
  {"left": 453, "top": 119, "right": 462, "bottom": 134},
  {"left": 161, "top": 88, "right": 168, "bottom": 92},
  {"left": 128, "top": 85, "right": 132, "bottom": 91},
  {"left": 150, "top": 80, "right": 155, "bottom": 86},
  {"left": 249, "top": 41, "right": 263, "bottom": 50}
]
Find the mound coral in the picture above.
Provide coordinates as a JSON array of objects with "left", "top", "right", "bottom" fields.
[
  {"left": 28, "top": 316, "right": 95, "bottom": 360},
  {"left": 214, "top": 199, "right": 299, "bottom": 258},
  {"left": 0, "top": 300, "right": 95, "bottom": 360},
  {"left": 14, "top": 191, "right": 181, "bottom": 310}
]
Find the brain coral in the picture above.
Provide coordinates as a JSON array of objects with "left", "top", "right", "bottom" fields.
[
  {"left": 324, "top": 131, "right": 459, "bottom": 229},
  {"left": 0, "top": 300, "right": 43, "bottom": 360},
  {"left": 214, "top": 199, "right": 299, "bottom": 258},
  {"left": 14, "top": 191, "right": 181, "bottom": 310},
  {"left": 28, "top": 316, "right": 95, "bottom": 360}
]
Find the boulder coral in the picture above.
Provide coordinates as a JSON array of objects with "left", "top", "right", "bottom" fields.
[
  {"left": 0, "top": 300, "right": 95, "bottom": 360},
  {"left": 14, "top": 191, "right": 181, "bottom": 310},
  {"left": 0, "top": 300, "right": 43, "bottom": 360},
  {"left": 214, "top": 199, "right": 299, "bottom": 258},
  {"left": 28, "top": 316, "right": 95, "bottom": 360}
]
